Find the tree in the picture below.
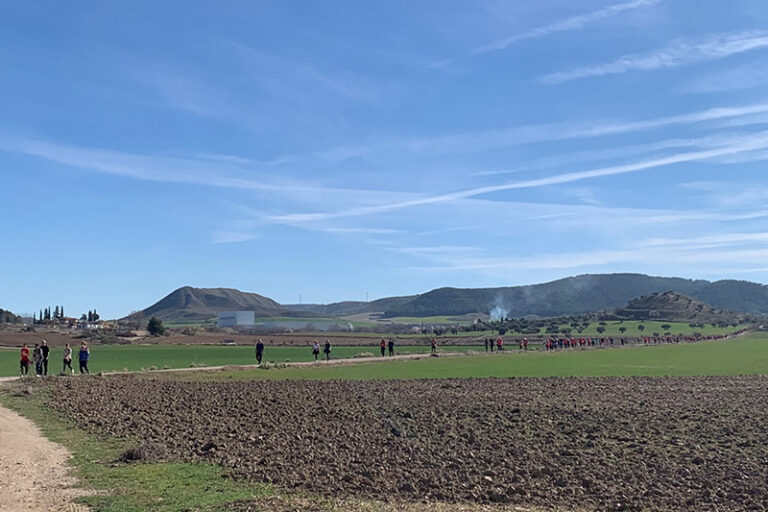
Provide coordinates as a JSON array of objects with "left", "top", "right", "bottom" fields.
[
  {"left": 596, "top": 326, "right": 605, "bottom": 334},
  {"left": 619, "top": 326, "right": 627, "bottom": 334},
  {"left": 60, "top": 305, "right": 64, "bottom": 318},
  {"left": 87, "top": 311, "right": 93, "bottom": 322},
  {"left": 80, "top": 313, "right": 87, "bottom": 321},
  {"left": 92, "top": 310, "right": 100, "bottom": 321},
  {"left": 147, "top": 316, "right": 166, "bottom": 336},
  {"left": 661, "top": 324, "right": 671, "bottom": 331},
  {"left": 638, "top": 324, "right": 646, "bottom": 332},
  {"left": 54, "top": 306, "right": 60, "bottom": 319}
]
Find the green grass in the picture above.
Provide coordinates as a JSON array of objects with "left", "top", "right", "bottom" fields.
[
  {"left": 171, "top": 332, "right": 768, "bottom": 381},
  {"left": 0, "top": 386, "right": 275, "bottom": 512},
  {"left": 0, "top": 343, "right": 476, "bottom": 377}
]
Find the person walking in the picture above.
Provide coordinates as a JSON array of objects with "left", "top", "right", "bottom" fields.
[
  {"left": 380, "top": 338, "right": 386, "bottom": 357},
  {"left": 323, "top": 340, "right": 331, "bottom": 361},
  {"left": 62, "top": 343, "right": 74, "bottom": 375},
  {"left": 430, "top": 337, "right": 437, "bottom": 355},
  {"left": 496, "top": 337, "right": 503, "bottom": 351},
  {"left": 255, "top": 339, "right": 265, "bottom": 365},
  {"left": 78, "top": 342, "right": 90, "bottom": 374},
  {"left": 484, "top": 338, "right": 489, "bottom": 352},
  {"left": 19, "top": 343, "right": 30, "bottom": 377},
  {"left": 388, "top": 338, "right": 395, "bottom": 357},
  {"left": 41, "top": 339, "right": 50, "bottom": 376},
  {"left": 312, "top": 340, "right": 320, "bottom": 361},
  {"left": 33, "top": 343, "right": 43, "bottom": 376}
]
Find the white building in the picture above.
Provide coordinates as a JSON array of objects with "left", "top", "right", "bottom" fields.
[{"left": 217, "top": 311, "right": 255, "bottom": 327}]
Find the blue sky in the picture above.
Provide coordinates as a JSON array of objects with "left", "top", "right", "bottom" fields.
[{"left": 2, "top": 0, "right": 768, "bottom": 319}]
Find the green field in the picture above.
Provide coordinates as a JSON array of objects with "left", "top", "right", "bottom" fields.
[
  {"left": 0, "top": 343, "right": 473, "bottom": 377},
  {"left": 165, "top": 332, "right": 768, "bottom": 381}
]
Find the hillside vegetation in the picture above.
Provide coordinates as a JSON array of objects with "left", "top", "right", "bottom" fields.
[
  {"left": 0, "top": 308, "right": 20, "bottom": 323},
  {"left": 129, "top": 273, "right": 768, "bottom": 322}
]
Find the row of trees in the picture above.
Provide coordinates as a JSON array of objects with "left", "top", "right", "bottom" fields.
[
  {"left": 33, "top": 306, "right": 100, "bottom": 323},
  {"left": 35, "top": 305, "right": 65, "bottom": 323}
]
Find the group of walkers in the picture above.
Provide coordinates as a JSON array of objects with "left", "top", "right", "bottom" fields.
[
  {"left": 19, "top": 340, "right": 90, "bottom": 377},
  {"left": 254, "top": 338, "right": 335, "bottom": 364},
  {"left": 483, "top": 337, "right": 507, "bottom": 352},
  {"left": 379, "top": 338, "right": 396, "bottom": 357}
]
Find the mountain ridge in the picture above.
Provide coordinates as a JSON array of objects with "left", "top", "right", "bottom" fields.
[{"left": 132, "top": 273, "right": 768, "bottom": 321}]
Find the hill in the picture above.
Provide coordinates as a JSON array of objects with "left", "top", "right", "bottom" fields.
[
  {"left": 136, "top": 286, "right": 284, "bottom": 322},
  {"left": 0, "top": 308, "right": 21, "bottom": 323},
  {"left": 131, "top": 274, "right": 768, "bottom": 323},
  {"left": 375, "top": 274, "right": 768, "bottom": 318},
  {"left": 284, "top": 295, "right": 416, "bottom": 317},
  {"left": 608, "top": 291, "right": 742, "bottom": 323}
]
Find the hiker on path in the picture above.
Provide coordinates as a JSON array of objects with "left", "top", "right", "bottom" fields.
[
  {"left": 19, "top": 344, "right": 30, "bottom": 377},
  {"left": 323, "top": 340, "right": 331, "bottom": 361},
  {"left": 255, "top": 339, "right": 265, "bottom": 365},
  {"left": 78, "top": 342, "right": 90, "bottom": 374},
  {"left": 430, "top": 338, "right": 437, "bottom": 355},
  {"left": 41, "top": 340, "right": 50, "bottom": 375},
  {"left": 388, "top": 338, "right": 395, "bottom": 357},
  {"left": 380, "top": 339, "right": 386, "bottom": 357},
  {"left": 312, "top": 340, "right": 320, "bottom": 361},
  {"left": 33, "top": 344, "right": 43, "bottom": 376},
  {"left": 489, "top": 337, "right": 494, "bottom": 352},
  {"left": 62, "top": 343, "right": 74, "bottom": 375},
  {"left": 484, "top": 338, "right": 489, "bottom": 352}
]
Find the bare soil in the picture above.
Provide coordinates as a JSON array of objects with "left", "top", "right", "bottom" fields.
[
  {"left": 0, "top": 329, "right": 487, "bottom": 348},
  {"left": 45, "top": 375, "right": 768, "bottom": 511}
]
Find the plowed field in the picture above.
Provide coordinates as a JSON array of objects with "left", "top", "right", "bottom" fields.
[{"left": 47, "top": 376, "right": 768, "bottom": 511}]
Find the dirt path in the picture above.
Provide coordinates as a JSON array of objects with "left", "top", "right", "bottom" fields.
[{"left": 0, "top": 399, "right": 88, "bottom": 512}]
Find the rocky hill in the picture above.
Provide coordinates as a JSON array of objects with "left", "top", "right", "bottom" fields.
[
  {"left": 136, "top": 286, "right": 285, "bottom": 322},
  {"left": 609, "top": 291, "right": 739, "bottom": 323}
]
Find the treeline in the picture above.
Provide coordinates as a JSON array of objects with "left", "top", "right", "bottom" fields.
[{"left": 33, "top": 306, "right": 100, "bottom": 323}]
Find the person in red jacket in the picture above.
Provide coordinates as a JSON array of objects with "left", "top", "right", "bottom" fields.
[
  {"left": 496, "top": 338, "right": 503, "bottom": 351},
  {"left": 19, "top": 344, "right": 30, "bottom": 377}
]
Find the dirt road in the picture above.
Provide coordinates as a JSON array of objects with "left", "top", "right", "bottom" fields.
[{"left": 0, "top": 398, "right": 87, "bottom": 512}]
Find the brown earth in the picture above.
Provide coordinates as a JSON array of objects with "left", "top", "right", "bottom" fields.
[
  {"left": 0, "top": 330, "right": 489, "bottom": 348},
  {"left": 44, "top": 375, "right": 768, "bottom": 511}
]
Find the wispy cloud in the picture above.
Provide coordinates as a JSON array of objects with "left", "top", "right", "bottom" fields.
[
  {"left": 209, "top": 231, "right": 259, "bottom": 244},
  {"left": 639, "top": 233, "right": 768, "bottom": 250},
  {"left": 400, "top": 244, "right": 768, "bottom": 275},
  {"left": 688, "top": 61, "right": 768, "bottom": 93},
  {"left": 542, "top": 30, "right": 768, "bottom": 83},
  {"left": 475, "top": 0, "right": 660, "bottom": 54},
  {"left": 267, "top": 130, "right": 768, "bottom": 223},
  {"left": 307, "top": 100, "right": 768, "bottom": 162}
]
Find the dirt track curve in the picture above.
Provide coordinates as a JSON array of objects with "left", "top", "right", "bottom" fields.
[{"left": 0, "top": 391, "right": 87, "bottom": 512}]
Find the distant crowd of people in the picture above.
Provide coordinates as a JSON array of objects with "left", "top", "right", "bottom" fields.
[{"left": 19, "top": 340, "right": 90, "bottom": 377}]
